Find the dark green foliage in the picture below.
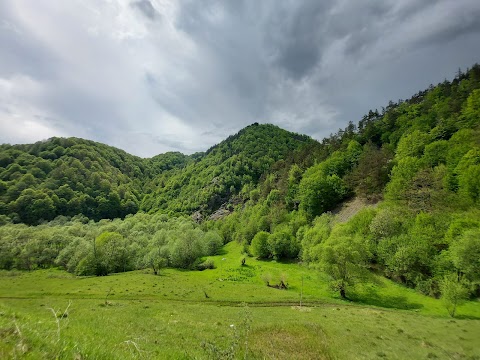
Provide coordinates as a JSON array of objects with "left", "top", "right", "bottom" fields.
[
  {"left": 0, "top": 138, "right": 189, "bottom": 224},
  {"left": 345, "top": 143, "right": 393, "bottom": 200},
  {"left": 141, "top": 124, "right": 314, "bottom": 215}
]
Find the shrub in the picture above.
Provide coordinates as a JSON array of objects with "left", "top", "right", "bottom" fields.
[
  {"left": 197, "top": 259, "right": 215, "bottom": 271},
  {"left": 251, "top": 231, "right": 271, "bottom": 259}
]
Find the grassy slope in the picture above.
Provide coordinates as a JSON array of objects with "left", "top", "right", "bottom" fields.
[{"left": 1, "top": 242, "right": 479, "bottom": 359}]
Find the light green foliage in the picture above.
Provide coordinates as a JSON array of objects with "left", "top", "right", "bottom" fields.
[
  {"left": 444, "top": 212, "right": 480, "bottom": 244},
  {"left": 0, "top": 214, "right": 224, "bottom": 275},
  {"left": 423, "top": 140, "right": 449, "bottom": 167},
  {"left": 369, "top": 207, "right": 407, "bottom": 241},
  {"left": 455, "top": 148, "right": 480, "bottom": 204},
  {"left": 440, "top": 274, "right": 469, "bottom": 317},
  {"left": 450, "top": 228, "right": 480, "bottom": 284},
  {"left": 297, "top": 141, "right": 363, "bottom": 219},
  {"left": 204, "top": 231, "right": 224, "bottom": 256},
  {"left": 268, "top": 226, "right": 298, "bottom": 259},
  {"left": 385, "top": 157, "right": 422, "bottom": 201},
  {"left": 345, "top": 208, "right": 377, "bottom": 238},
  {"left": 446, "top": 129, "right": 478, "bottom": 175},
  {"left": 299, "top": 213, "right": 333, "bottom": 263},
  {"left": 462, "top": 88, "right": 480, "bottom": 126},
  {"left": 95, "top": 232, "right": 129, "bottom": 275},
  {"left": 250, "top": 231, "right": 270, "bottom": 259},
  {"left": 376, "top": 211, "right": 449, "bottom": 290},
  {"left": 143, "top": 248, "right": 167, "bottom": 275},
  {"left": 396, "top": 130, "right": 431, "bottom": 159},
  {"left": 378, "top": 234, "right": 431, "bottom": 285},
  {"left": 299, "top": 174, "right": 348, "bottom": 219},
  {"left": 319, "top": 233, "right": 369, "bottom": 298},
  {"left": 168, "top": 228, "right": 205, "bottom": 269}
]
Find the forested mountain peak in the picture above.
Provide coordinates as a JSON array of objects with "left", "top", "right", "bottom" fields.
[
  {"left": 205, "top": 123, "right": 312, "bottom": 157},
  {"left": 140, "top": 123, "right": 316, "bottom": 215}
]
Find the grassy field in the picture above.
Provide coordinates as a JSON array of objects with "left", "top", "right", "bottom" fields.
[{"left": 1, "top": 241, "right": 479, "bottom": 359}]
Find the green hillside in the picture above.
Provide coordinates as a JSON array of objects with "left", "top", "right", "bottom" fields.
[
  {"left": 141, "top": 123, "right": 315, "bottom": 215},
  {"left": 218, "top": 64, "right": 480, "bottom": 300},
  {"left": 0, "top": 137, "right": 189, "bottom": 223},
  {"left": 1, "top": 241, "right": 479, "bottom": 359},
  {"left": 0, "top": 125, "right": 313, "bottom": 225}
]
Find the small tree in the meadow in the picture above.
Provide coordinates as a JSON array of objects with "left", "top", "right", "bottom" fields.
[
  {"left": 440, "top": 274, "right": 469, "bottom": 318},
  {"left": 251, "top": 231, "right": 271, "bottom": 259},
  {"left": 143, "top": 249, "right": 167, "bottom": 275},
  {"left": 319, "top": 235, "right": 367, "bottom": 299}
]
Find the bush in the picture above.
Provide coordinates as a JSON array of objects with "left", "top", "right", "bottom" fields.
[
  {"left": 196, "top": 259, "right": 215, "bottom": 271},
  {"left": 251, "top": 231, "right": 271, "bottom": 259}
]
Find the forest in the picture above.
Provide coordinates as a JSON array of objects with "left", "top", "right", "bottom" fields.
[{"left": 1, "top": 64, "right": 480, "bottom": 306}]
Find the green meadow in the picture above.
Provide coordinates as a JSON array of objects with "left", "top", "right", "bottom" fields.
[{"left": 1, "top": 241, "right": 479, "bottom": 359}]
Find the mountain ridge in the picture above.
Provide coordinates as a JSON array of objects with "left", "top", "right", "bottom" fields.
[{"left": 0, "top": 123, "right": 315, "bottom": 224}]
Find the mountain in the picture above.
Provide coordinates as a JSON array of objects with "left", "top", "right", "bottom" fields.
[
  {"left": 0, "top": 124, "right": 314, "bottom": 224},
  {"left": 141, "top": 123, "right": 315, "bottom": 215},
  {"left": 0, "top": 137, "right": 189, "bottom": 224}
]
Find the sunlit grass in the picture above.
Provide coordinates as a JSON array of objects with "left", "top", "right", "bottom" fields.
[{"left": 1, "top": 241, "right": 479, "bottom": 359}]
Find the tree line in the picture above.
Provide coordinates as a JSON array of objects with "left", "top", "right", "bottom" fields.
[{"left": 0, "top": 213, "right": 222, "bottom": 275}]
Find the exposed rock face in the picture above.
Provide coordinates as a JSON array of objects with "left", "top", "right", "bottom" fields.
[
  {"left": 208, "top": 208, "right": 231, "bottom": 221},
  {"left": 191, "top": 211, "right": 203, "bottom": 223},
  {"left": 192, "top": 195, "right": 245, "bottom": 222}
]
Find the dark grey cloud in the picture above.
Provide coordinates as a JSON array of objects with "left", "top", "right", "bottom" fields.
[
  {"left": 264, "top": 1, "right": 334, "bottom": 79},
  {"left": 1, "top": 0, "right": 480, "bottom": 157},
  {"left": 130, "top": 0, "right": 160, "bottom": 21},
  {"left": 414, "top": 5, "right": 480, "bottom": 47},
  {"left": 395, "top": 0, "right": 440, "bottom": 20}
]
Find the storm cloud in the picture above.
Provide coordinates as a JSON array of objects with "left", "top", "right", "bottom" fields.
[
  {"left": 131, "top": 0, "right": 161, "bottom": 21},
  {"left": 1, "top": 0, "right": 480, "bottom": 157}
]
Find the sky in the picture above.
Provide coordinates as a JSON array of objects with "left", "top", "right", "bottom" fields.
[{"left": 1, "top": 0, "right": 480, "bottom": 157}]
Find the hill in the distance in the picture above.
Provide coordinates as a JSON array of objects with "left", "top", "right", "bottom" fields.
[
  {"left": 0, "top": 124, "right": 314, "bottom": 224},
  {"left": 141, "top": 123, "right": 315, "bottom": 215}
]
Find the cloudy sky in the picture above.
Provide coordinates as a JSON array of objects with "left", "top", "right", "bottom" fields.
[{"left": 1, "top": 0, "right": 480, "bottom": 157}]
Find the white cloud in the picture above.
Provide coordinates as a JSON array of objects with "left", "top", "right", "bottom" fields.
[{"left": 0, "top": 74, "right": 67, "bottom": 143}]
